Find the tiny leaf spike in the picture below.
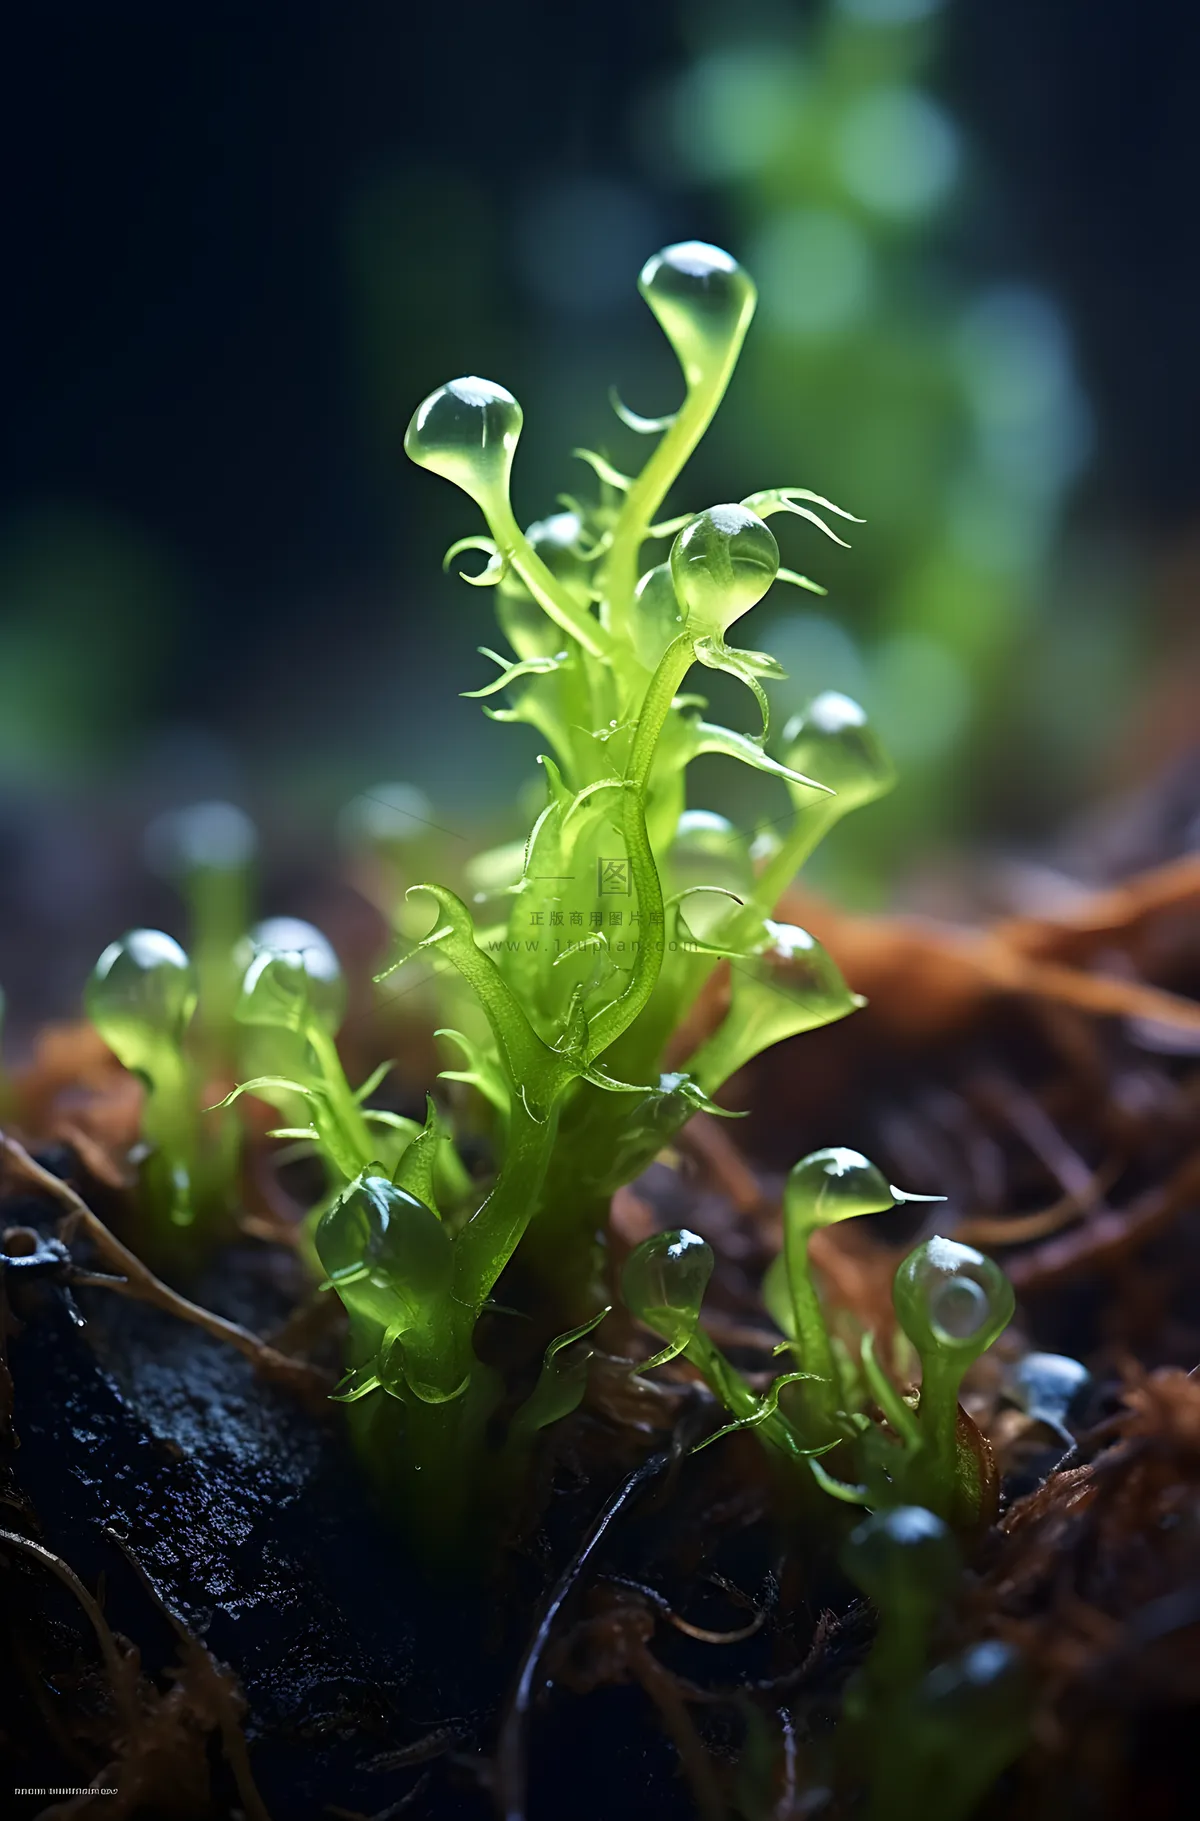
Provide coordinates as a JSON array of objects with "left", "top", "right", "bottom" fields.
[
  {"left": 87, "top": 930, "right": 199, "bottom": 1226},
  {"left": 781, "top": 1147, "right": 898, "bottom": 1436},
  {"left": 893, "top": 1236, "right": 1015, "bottom": 1521},
  {"left": 621, "top": 1227, "right": 713, "bottom": 1367}
]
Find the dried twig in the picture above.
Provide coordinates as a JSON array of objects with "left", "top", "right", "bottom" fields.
[
  {"left": 1008, "top": 1148, "right": 1200, "bottom": 1291},
  {"left": 104, "top": 1528, "right": 272, "bottom": 1821},
  {"left": 0, "top": 1526, "right": 140, "bottom": 1738},
  {"left": 0, "top": 1132, "right": 325, "bottom": 1397}
]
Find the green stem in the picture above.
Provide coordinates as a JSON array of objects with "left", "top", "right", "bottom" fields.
[
  {"left": 489, "top": 498, "right": 611, "bottom": 660},
  {"left": 307, "top": 1023, "right": 376, "bottom": 1172},
  {"left": 452, "top": 1095, "right": 560, "bottom": 1307},
  {"left": 915, "top": 1356, "right": 962, "bottom": 1504},
  {"left": 750, "top": 799, "right": 843, "bottom": 925},
  {"left": 783, "top": 1221, "right": 841, "bottom": 1437},
  {"left": 603, "top": 351, "right": 747, "bottom": 623},
  {"left": 582, "top": 636, "right": 695, "bottom": 1062},
  {"left": 686, "top": 1329, "right": 762, "bottom": 1424}
]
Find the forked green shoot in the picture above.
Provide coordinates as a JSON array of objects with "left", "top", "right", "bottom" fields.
[{"left": 623, "top": 1147, "right": 1014, "bottom": 1526}]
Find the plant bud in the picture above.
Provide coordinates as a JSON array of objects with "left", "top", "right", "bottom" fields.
[
  {"left": 893, "top": 1236, "right": 1014, "bottom": 1362},
  {"left": 236, "top": 917, "right": 346, "bottom": 1034},
  {"left": 781, "top": 692, "right": 894, "bottom": 812},
  {"left": 87, "top": 930, "right": 196, "bottom": 1071},
  {"left": 639, "top": 243, "right": 756, "bottom": 388},
  {"left": 621, "top": 1228, "right": 713, "bottom": 1351},
  {"left": 404, "top": 376, "right": 522, "bottom": 509},
  {"left": 669, "top": 809, "right": 753, "bottom": 920},
  {"left": 630, "top": 562, "right": 687, "bottom": 668},
  {"left": 144, "top": 800, "right": 257, "bottom": 878},
  {"left": 785, "top": 1146, "right": 894, "bottom": 1236},
  {"left": 524, "top": 511, "right": 592, "bottom": 607},
  {"left": 316, "top": 1174, "right": 452, "bottom": 1333},
  {"left": 1006, "top": 1351, "right": 1090, "bottom": 1435},
  {"left": 670, "top": 505, "right": 779, "bottom": 638},
  {"left": 340, "top": 783, "right": 434, "bottom": 855},
  {"left": 841, "top": 1504, "right": 960, "bottom": 1609}
]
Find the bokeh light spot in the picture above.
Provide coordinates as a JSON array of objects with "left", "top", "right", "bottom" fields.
[
  {"left": 668, "top": 47, "right": 804, "bottom": 182},
  {"left": 749, "top": 208, "right": 875, "bottom": 336},
  {"left": 835, "top": 87, "right": 959, "bottom": 218},
  {"left": 836, "top": 0, "right": 947, "bottom": 24}
]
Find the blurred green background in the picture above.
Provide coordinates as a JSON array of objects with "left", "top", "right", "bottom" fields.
[{"left": 3, "top": 0, "right": 1199, "bottom": 1017}]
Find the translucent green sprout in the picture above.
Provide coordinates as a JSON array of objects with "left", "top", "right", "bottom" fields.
[
  {"left": 144, "top": 799, "right": 258, "bottom": 1067},
  {"left": 840, "top": 1507, "right": 1029, "bottom": 1820},
  {"left": 83, "top": 241, "right": 1008, "bottom": 1555},
  {"left": 622, "top": 1147, "right": 1014, "bottom": 1526},
  {"left": 277, "top": 237, "right": 914, "bottom": 1534},
  {"left": 86, "top": 930, "right": 208, "bottom": 1230}
]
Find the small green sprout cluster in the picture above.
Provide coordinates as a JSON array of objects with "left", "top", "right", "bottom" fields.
[
  {"left": 623, "top": 1148, "right": 1014, "bottom": 1524},
  {"left": 83, "top": 242, "right": 1015, "bottom": 1557},
  {"left": 840, "top": 1508, "right": 1029, "bottom": 1820}
]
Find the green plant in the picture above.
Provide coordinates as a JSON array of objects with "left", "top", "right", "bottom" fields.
[
  {"left": 839, "top": 1507, "right": 1029, "bottom": 1820},
  {"left": 85, "top": 930, "right": 224, "bottom": 1234},
  {"left": 289, "top": 240, "right": 911, "bottom": 1536},
  {"left": 621, "top": 1148, "right": 1014, "bottom": 1525},
  {"left": 85, "top": 802, "right": 259, "bottom": 1239},
  {"left": 144, "top": 800, "right": 258, "bottom": 1069}
]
